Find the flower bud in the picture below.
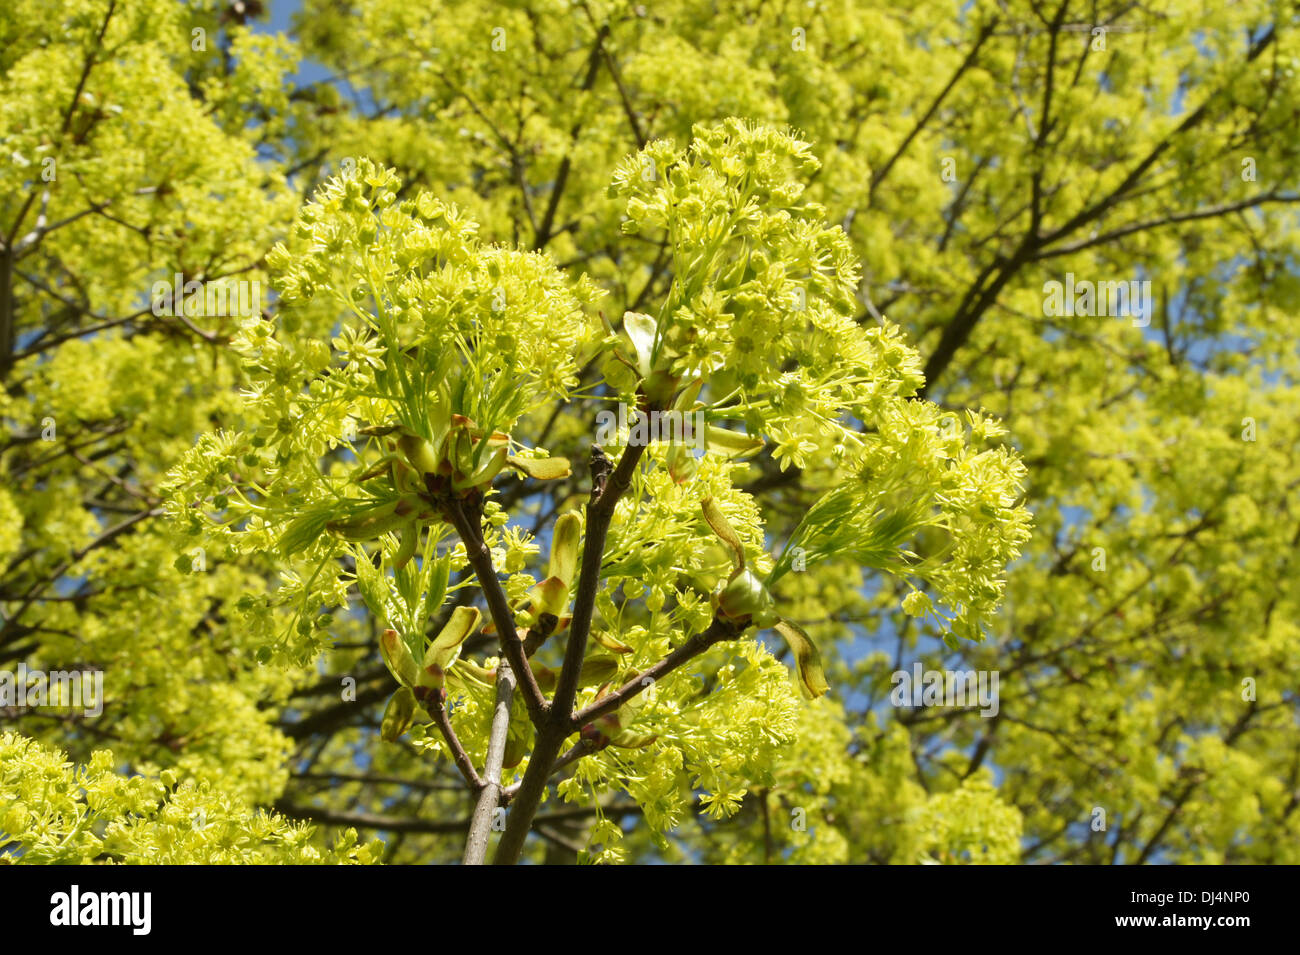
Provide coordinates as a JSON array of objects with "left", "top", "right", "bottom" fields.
[
  {"left": 716, "top": 567, "right": 775, "bottom": 623},
  {"left": 412, "top": 682, "right": 446, "bottom": 709}
]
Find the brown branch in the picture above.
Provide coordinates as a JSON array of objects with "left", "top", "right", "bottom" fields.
[
  {"left": 573, "top": 614, "right": 743, "bottom": 727},
  {"left": 443, "top": 496, "right": 547, "bottom": 725},
  {"left": 424, "top": 692, "right": 484, "bottom": 794},
  {"left": 870, "top": 16, "right": 999, "bottom": 197},
  {"left": 551, "top": 442, "right": 645, "bottom": 721},
  {"left": 276, "top": 799, "right": 645, "bottom": 837},
  {"left": 580, "top": 2, "right": 645, "bottom": 148},
  {"left": 0, "top": 247, "right": 12, "bottom": 379},
  {"left": 281, "top": 680, "right": 390, "bottom": 739},
  {"left": 919, "top": 24, "right": 1279, "bottom": 395},
  {"left": 1032, "top": 193, "right": 1300, "bottom": 260},
  {"left": 492, "top": 441, "right": 646, "bottom": 864},
  {"left": 274, "top": 801, "right": 471, "bottom": 835},
  {"left": 0, "top": 507, "right": 161, "bottom": 643},
  {"left": 291, "top": 770, "right": 466, "bottom": 792},
  {"left": 59, "top": 0, "right": 117, "bottom": 138},
  {"left": 533, "top": 24, "right": 609, "bottom": 249}
]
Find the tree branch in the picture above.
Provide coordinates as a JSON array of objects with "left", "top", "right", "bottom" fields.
[
  {"left": 461, "top": 661, "right": 516, "bottom": 864},
  {"left": 491, "top": 441, "right": 646, "bottom": 864},
  {"left": 551, "top": 442, "right": 644, "bottom": 722},
  {"left": 533, "top": 23, "right": 609, "bottom": 249},
  {"left": 870, "top": 16, "right": 999, "bottom": 197},
  {"left": 443, "top": 496, "right": 548, "bottom": 725},
  {"left": 572, "top": 614, "right": 744, "bottom": 728},
  {"left": 424, "top": 690, "right": 484, "bottom": 794}
]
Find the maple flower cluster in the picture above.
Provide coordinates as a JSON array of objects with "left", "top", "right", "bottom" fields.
[{"left": 164, "top": 121, "right": 1031, "bottom": 833}]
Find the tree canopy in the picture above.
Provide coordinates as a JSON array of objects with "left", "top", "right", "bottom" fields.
[{"left": 1, "top": 0, "right": 1297, "bottom": 865}]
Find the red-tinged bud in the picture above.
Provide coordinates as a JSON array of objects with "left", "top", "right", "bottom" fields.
[
  {"left": 642, "top": 368, "right": 682, "bottom": 408},
  {"left": 529, "top": 576, "right": 569, "bottom": 619},
  {"left": 412, "top": 683, "right": 447, "bottom": 708},
  {"left": 380, "top": 629, "right": 420, "bottom": 688},
  {"left": 595, "top": 712, "right": 622, "bottom": 736}
]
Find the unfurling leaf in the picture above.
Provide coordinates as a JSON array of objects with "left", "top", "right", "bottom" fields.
[
  {"left": 423, "top": 606, "right": 482, "bottom": 674},
  {"left": 702, "top": 423, "right": 765, "bottom": 459},
  {"left": 773, "top": 619, "right": 830, "bottom": 699},
  {"left": 381, "top": 687, "right": 417, "bottom": 741},
  {"left": 548, "top": 512, "right": 582, "bottom": 586},
  {"left": 701, "top": 497, "right": 745, "bottom": 572},
  {"left": 622, "top": 310, "right": 658, "bottom": 378},
  {"left": 421, "top": 553, "right": 451, "bottom": 624},
  {"left": 591, "top": 629, "right": 634, "bottom": 654},
  {"left": 666, "top": 444, "right": 698, "bottom": 484},
  {"left": 393, "top": 520, "right": 418, "bottom": 569},
  {"left": 355, "top": 553, "right": 389, "bottom": 621},
  {"left": 326, "top": 499, "right": 408, "bottom": 541},
  {"left": 278, "top": 508, "right": 334, "bottom": 556},
  {"left": 578, "top": 655, "right": 621, "bottom": 687},
  {"left": 380, "top": 628, "right": 420, "bottom": 688},
  {"left": 397, "top": 433, "right": 442, "bottom": 474},
  {"left": 507, "top": 455, "right": 572, "bottom": 481}
]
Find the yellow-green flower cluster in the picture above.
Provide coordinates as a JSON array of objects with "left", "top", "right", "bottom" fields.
[
  {"left": 608, "top": 119, "right": 921, "bottom": 460},
  {"left": 0, "top": 732, "right": 379, "bottom": 864},
  {"left": 772, "top": 405, "right": 1031, "bottom": 642},
  {"left": 264, "top": 158, "right": 603, "bottom": 441}
]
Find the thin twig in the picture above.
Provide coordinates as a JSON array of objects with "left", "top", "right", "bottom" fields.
[
  {"left": 443, "top": 496, "right": 548, "bottom": 724},
  {"left": 425, "top": 692, "right": 484, "bottom": 793},
  {"left": 462, "top": 661, "right": 516, "bottom": 864}
]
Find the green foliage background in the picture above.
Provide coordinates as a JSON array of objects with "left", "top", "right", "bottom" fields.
[{"left": 1, "top": 0, "right": 1297, "bottom": 864}]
